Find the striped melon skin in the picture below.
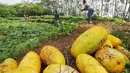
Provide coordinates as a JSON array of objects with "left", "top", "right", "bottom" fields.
[{"left": 71, "top": 26, "right": 108, "bottom": 58}]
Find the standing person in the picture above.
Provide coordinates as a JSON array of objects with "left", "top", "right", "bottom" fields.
[
  {"left": 54, "top": 10, "right": 60, "bottom": 25},
  {"left": 81, "top": 1, "right": 95, "bottom": 24},
  {"left": 24, "top": 15, "right": 29, "bottom": 22}
]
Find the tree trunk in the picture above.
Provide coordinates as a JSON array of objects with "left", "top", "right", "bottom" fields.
[
  {"left": 92, "top": 0, "right": 94, "bottom": 3},
  {"left": 114, "top": 0, "right": 117, "bottom": 17},
  {"left": 128, "top": 4, "right": 130, "bottom": 21},
  {"left": 101, "top": 0, "right": 103, "bottom": 17},
  {"left": 112, "top": 0, "right": 115, "bottom": 17},
  {"left": 123, "top": 0, "right": 128, "bottom": 18},
  {"left": 125, "top": 0, "right": 130, "bottom": 19},
  {"left": 128, "top": 0, "right": 130, "bottom": 21},
  {"left": 65, "top": 0, "right": 68, "bottom": 15}
]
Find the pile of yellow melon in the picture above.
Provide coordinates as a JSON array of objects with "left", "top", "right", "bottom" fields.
[
  {"left": 0, "top": 26, "right": 129, "bottom": 73},
  {"left": 71, "top": 26, "right": 130, "bottom": 73}
]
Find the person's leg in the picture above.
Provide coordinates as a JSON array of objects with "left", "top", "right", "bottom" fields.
[
  {"left": 57, "top": 19, "right": 60, "bottom": 24},
  {"left": 88, "top": 9, "right": 94, "bottom": 24},
  {"left": 87, "top": 14, "right": 91, "bottom": 24},
  {"left": 91, "top": 11, "right": 94, "bottom": 21},
  {"left": 90, "top": 15, "right": 93, "bottom": 24}
]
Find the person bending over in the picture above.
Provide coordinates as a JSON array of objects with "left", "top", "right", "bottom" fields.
[{"left": 81, "top": 4, "right": 94, "bottom": 24}]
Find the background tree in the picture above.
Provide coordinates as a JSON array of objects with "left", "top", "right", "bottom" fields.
[
  {"left": 101, "top": 0, "right": 103, "bottom": 17},
  {"left": 13, "top": 3, "right": 45, "bottom": 16},
  {"left": 0, "top": 4, "right": 16, "bottom": 17}
]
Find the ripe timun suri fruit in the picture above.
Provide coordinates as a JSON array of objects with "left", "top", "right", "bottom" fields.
[{"left": 71, "top": 26, "right": 108, "bottom": 58}]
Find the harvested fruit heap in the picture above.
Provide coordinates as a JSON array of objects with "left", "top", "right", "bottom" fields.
[{"left": 0, "top": 26, "right": 130, "bottom": 73}]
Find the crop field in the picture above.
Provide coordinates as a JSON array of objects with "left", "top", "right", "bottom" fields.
[{"left": 0, "top": 15, "right": 130, "bottom": 73}]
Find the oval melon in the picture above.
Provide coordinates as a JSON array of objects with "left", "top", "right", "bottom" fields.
[
  {"left": 18, "top": 51, "right": 41, "bottom": 73},
  {"left": 40, "top": 45, "right": 65, "bottom": 65},
  {"left": 71, "top": 26, "right": 108, "bottom": 58},
  {"left": 108, "top": 34, "right": 122, "bottom": 47},
  {"left": 0, "top": 58, "right": 17, "bottom": 73},
  {"left": 76, "top": 54, "right": 108, "bottom": 73},
  {"left": 9, "top": 67, "right": 38, "bottom": 73},
  {"left": 95, "top": 47, "right": 126, "bottom": 73}
]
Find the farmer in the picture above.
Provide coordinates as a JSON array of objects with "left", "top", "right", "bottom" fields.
[
  {"left": 81, "top": 0, "right": 95, "bottom": 24},
  {"left": 54, "top": 10, "right": 60, "bottom": 25},
  {"left": 24, "top": 15, "right": 29, "bottom": 22}
]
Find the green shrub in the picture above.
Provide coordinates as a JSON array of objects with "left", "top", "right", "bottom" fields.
[
  {"left": 40, "top": 15, "right": 54, "bottom": 19},
  {"left": 42, "top": 9, "right": 52, "bottom": 15},
  {"left": 30, "top": 15, "right": 54, "bottom": 19},
  {"left": 123, "top": 62, "right": 130, "bottom": 73},
  {"left": 30, "top": 16, "right": 41, "bottom": 19},
  {"left": 112, "top": 24, "right": 129, "bottom": 49},
  {"left": 29, "top": 19, "right": 53, "bottom": 23},
  {"left": 114, "top": 18, "right": 126, "bottom": 23},
  {"left": 92, "top": 15, "right": 126, "bottom": 23},
  {"left": 6, "top": 17, "right": 24, "bottom": 20},
  {"left": 0, "top": 22, "right": 59, "bottom": 61},
  {"left": 58, "top": 20, "right": 77, "bottom": 35},
  {"left": 26, "top": 15, "right": 126, "bottom": 23},
  {"left": 14, "top": 3, "right": 45, "bottom": 16},
  {"left": 0, "top": 4, "right": 16, "bottom": 17}
]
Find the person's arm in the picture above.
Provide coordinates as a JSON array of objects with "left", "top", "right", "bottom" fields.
[
  {"left": 81, "top": 8, "right": 86, "bottom": 11},
  {"left": 81, "top": 8, "right": 88, "bottom": 11},
  {"left": 80, "top": 5, "right": 89, "bottom": 11}
]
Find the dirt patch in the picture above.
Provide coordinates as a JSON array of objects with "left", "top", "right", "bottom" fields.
[{"left": 37, "top": 26, "right": 90, "bottom": 70}]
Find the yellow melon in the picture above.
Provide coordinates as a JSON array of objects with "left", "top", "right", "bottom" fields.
[
  {"left": 0, "top": 58, "right": 17, "bottom": 73},
  {"left": 95, "top": 47, "right": 126, "bottom": 73},
  {"left": 18, "top": 51, "right": 41, "bottom": 73},
  {"left": 76, "top": 54, "right": 108, "bottom": 73},
  {"left": 101, "top": 39, "right": 113, "bottom": 48},
  {"left": 71, "top": 26, "right": 108, "bottom": 58},
  {"left": 9, "top": 67, "right": 38, "bottom": 73},
  {"left": 40, "top": 45, "right": 65, "bottom": 65},
  {"left": 108, "top": 34, "right": 122, "bottom": 47}
]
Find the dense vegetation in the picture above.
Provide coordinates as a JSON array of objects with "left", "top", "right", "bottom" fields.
[
  {"left": 0, "top": 21, "right": 77, "bottom": 61},
  {"left": 0, "top": 15, "right": 126, "bottom": 23},
  {"left": 112, "top": 24, "right": 130, "bottom": 49}
]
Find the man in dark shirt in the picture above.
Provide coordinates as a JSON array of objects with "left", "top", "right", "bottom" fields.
[{"left": 54, "top": 10, "right": 60, "bottom": 25}]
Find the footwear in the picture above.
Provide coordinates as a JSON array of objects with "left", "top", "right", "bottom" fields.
[{"left": 90, "top": 21, "right": 93, "bottom": 24}]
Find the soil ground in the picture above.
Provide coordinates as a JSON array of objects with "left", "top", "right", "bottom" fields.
[{"left": 15, "top": 20, "right": 130, "bottom": 73}]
